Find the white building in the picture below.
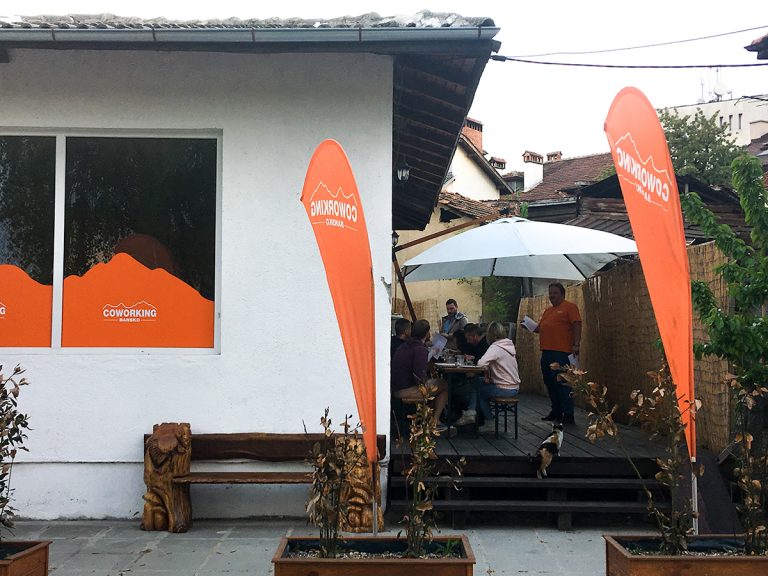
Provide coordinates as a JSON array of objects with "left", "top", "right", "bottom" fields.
[
  {"left": 668, "top": 94, "right": 768, "bottom": 147},
  {"left": 0, "top": 13, "right": 498, "bottom": 520}
]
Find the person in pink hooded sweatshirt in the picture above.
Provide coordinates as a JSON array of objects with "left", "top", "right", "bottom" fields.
[{"left": 455, "top": 321, "right": 520, "bottom": 433}]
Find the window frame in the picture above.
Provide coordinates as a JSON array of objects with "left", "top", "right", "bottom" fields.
[{"left": 0, "top": 127, "right": 222, "bottom": 354}]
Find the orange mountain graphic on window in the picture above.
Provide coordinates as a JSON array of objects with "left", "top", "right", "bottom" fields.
[
  {"left": 62, "top": 253, "right": 213, "bottom": 348},
  {"left": 0, "top": 264, "right": 52, "bottom": 347}
]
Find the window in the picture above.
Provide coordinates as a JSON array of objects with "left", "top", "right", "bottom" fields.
[
  {"left": 0, "top": 136, "right": 56, "bottom": 346},
  {"left": 0, "top": 133, "right": 218, "bottom": 349}
]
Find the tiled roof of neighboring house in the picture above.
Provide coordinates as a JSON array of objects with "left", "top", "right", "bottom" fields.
[
  {"left": 563, "top": 174, "right": 751, "bottom": 241},
  {"left": 747, "top": 132, "right": 768, "bottom": 163},
  {"left": 746, "top": 32, "right": 768, "bottom": 59},
  {"left": 439, "top": 191, "right": 501, "bottom": 219},
  {"left": 746, "top": 132, "right": 768, "bottom": 185},
  {"left": 522, "top": 152, "right": 614, "bottom": 203},
  {"left": 480, "top": 198, "right": 520, "bottom": 216},
  {"left": 0, "top": 12, "right": 494, "bottom": 30},
  {"left": 0, "top": 12, "right": 499, "bottom": 232}
]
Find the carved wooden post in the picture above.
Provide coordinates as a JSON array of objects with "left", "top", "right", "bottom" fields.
[
  {"left": 340, "top": 437, "right": 384, "bottom": 533},
  {"left": 141, "top": 422, "right": 192, "bottom": 533}
]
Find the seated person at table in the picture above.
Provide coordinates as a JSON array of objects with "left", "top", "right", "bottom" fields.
[
  {"left": 446, "top": 323, "right": 488, "bottom": 423},
  {"left": 391, "top": 319, "right": 449, "bottom": 432},
  {"left": 458, "top": 323, "right": 489, "bottom": 363},
  {"left": 391, "top": 318, "right": 412, "bottom": 358},
  {"left": 455, "top": 322, "right": 520, "bottom": 433}
]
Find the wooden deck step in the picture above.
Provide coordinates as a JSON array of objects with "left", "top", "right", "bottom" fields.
[
  {"left": 388, "top": 476, "right": 662, "bottom": 490},
  {"left": 389, "top": 499, "right": 663, "bottom": 514}
]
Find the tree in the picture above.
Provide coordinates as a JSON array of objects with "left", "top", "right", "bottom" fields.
[
  {"left": 680, "top": 154, "right": 768, "bottom": 554},
  {"left": 658, "top": 109, "right": 741, "bottom": 187},
  {"left": 598, "top": 109, "right": 741, "bottom": 187}
]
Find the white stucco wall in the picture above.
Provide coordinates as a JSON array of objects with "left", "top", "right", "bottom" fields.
[
  {"left": 446, "top": 147, "right": 500, "bottom": 201},
  {"left": 0, "top": 48, "right": 393, "bottom": 519}
]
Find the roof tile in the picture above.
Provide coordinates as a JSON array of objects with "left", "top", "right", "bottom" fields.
[
  {"left": 438, "top": 191, "right": 502, "bottom": 219},
  {"left": 523, "top": 152, "right": 613, "bottom": 203}
]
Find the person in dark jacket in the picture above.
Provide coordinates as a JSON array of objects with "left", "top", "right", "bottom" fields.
[
  {"left": 390, "top": 317, "right": 412, "bottom": 358},
  {"left": 391, "top": 319, "right": 449, "bottom": 432},
  {"left": 459, "top": 323, "right": 489, "bottom": 362}
]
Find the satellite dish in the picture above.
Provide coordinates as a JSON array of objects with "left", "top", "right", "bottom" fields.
[{"left": 713, "top": 82, "right": 728, "bottom": 98}]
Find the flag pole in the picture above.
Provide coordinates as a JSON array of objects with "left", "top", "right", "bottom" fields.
[
  {"left": 692, "top": 460, "right": 699, "bottom": 535},
  {"left": 372, "top": 460, "right": 379, "bottom": 536}
]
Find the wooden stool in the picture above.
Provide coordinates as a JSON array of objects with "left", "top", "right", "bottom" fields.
[{"left": 489, "top": 397, "right": 518, "bottom": 439}]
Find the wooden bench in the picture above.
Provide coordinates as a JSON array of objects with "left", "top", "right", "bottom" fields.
[{"left": 141, "top": 422, "right": 386, "bottom": 533}]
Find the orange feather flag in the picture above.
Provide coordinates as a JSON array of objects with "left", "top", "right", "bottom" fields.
[
  {"left": 300, "top": 140, "right": 377, "bottom": 464},
  {"left": 605, "top": 87, "right": 696, "bottom": 460}
]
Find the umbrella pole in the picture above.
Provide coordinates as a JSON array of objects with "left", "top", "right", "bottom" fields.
[{"left": 392, "top": 251, "right": 417, "bottom": 321}]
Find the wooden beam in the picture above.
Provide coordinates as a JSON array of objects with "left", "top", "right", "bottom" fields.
[
  {"left": 394, "top": 211, "right": 503, "bottom": 253},
  {"left": 392, "top": 251, "right": 416, "bottom": 321}
]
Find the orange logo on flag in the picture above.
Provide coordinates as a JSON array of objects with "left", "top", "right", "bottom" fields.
[
  {"left": 308, "top": 181, "right": 360, "bottom": 231},
  {"left": 613, "top": 133, "right": 674, "bottom": 210}
]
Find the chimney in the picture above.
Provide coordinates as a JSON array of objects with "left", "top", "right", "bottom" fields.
[
  {"left": 462, "top": 117, "right": 484, "bottom": 151},
  {"left": 546, "top": 151, "right": 562, "bottom": 162},
  {"left": 489, "top": 156, "right": 506, "bottom": 170},
  {"left": 522, "top": 150, "right": 544, "bottom": 191},
  {"left": 523, "top": 150, "right": 543, "bottom": 164}
]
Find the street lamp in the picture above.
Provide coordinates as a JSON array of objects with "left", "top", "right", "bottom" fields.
[{"left": 396, "top": 159, "right": 410, "bottom": 182}]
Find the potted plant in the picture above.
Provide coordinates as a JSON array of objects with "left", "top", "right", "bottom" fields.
[
  {"left": 566, "top": 359, "right": 767, "bottom": 574},
  {"left": 0, "top": 365, "right": 51, "bottom": 576},
  {"left": 272, "top": 383, "right": 472, "bottom": 575}
]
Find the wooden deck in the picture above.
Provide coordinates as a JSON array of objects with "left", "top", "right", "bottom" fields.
[{"left": 388, "top": 393, "right": 667, "bottom": 529}]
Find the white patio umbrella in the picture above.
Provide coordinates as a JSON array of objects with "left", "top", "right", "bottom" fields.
[{"left": 402, "top": 217, "right": 638, "bottom": 282}]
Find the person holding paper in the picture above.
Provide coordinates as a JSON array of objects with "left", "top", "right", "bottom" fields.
[
  {"left": 440, "top": 298, "right": 467, "bottom": 349},
  {"left": 531, "top": 282, "right": 581, "bottom": 425}
]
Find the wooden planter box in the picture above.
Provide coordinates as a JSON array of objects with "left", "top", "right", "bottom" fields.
[
  {"left": 0, "top": 541, "right": 51, "bottom": 576},
  {"left": 272, "top": 535, "right": 475, "bottom": 576},
  {"left": 605, "top": 534, "right": 768, "bottom": 576}
]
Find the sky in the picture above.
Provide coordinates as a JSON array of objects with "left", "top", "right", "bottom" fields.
[{"left": 3, "top": 0, "right": 766, "bottom": 170}]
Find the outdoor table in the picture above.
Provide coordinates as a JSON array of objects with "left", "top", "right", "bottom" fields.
[{"left": 433, "top": 362, "right": 487, "bottom": 434}]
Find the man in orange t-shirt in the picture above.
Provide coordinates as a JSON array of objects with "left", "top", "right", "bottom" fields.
[{"left": 534, "top": 282, "right": 581, "bottom": 424}]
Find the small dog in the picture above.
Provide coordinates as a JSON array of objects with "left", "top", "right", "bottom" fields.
[{"left": 536, "top": 423, "right": 564, "bottom": 479}]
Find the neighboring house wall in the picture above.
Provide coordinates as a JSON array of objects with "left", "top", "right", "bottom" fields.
[
  {"left": 444, "top": 145, "right": 501, "bottom": 201},
  {"left": 1, "top": 49, "right": 393, "bottom": 519},
  {"left": 395, "top": 209, "right": 484, "bottom": 327},
  {"left": 669, "top": 95, "right": 768, "bottom": 147}
]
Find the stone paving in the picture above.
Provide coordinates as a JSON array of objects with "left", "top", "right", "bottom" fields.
[{"left": 13, "top": 515, "right": 650, "bottom": 575}]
